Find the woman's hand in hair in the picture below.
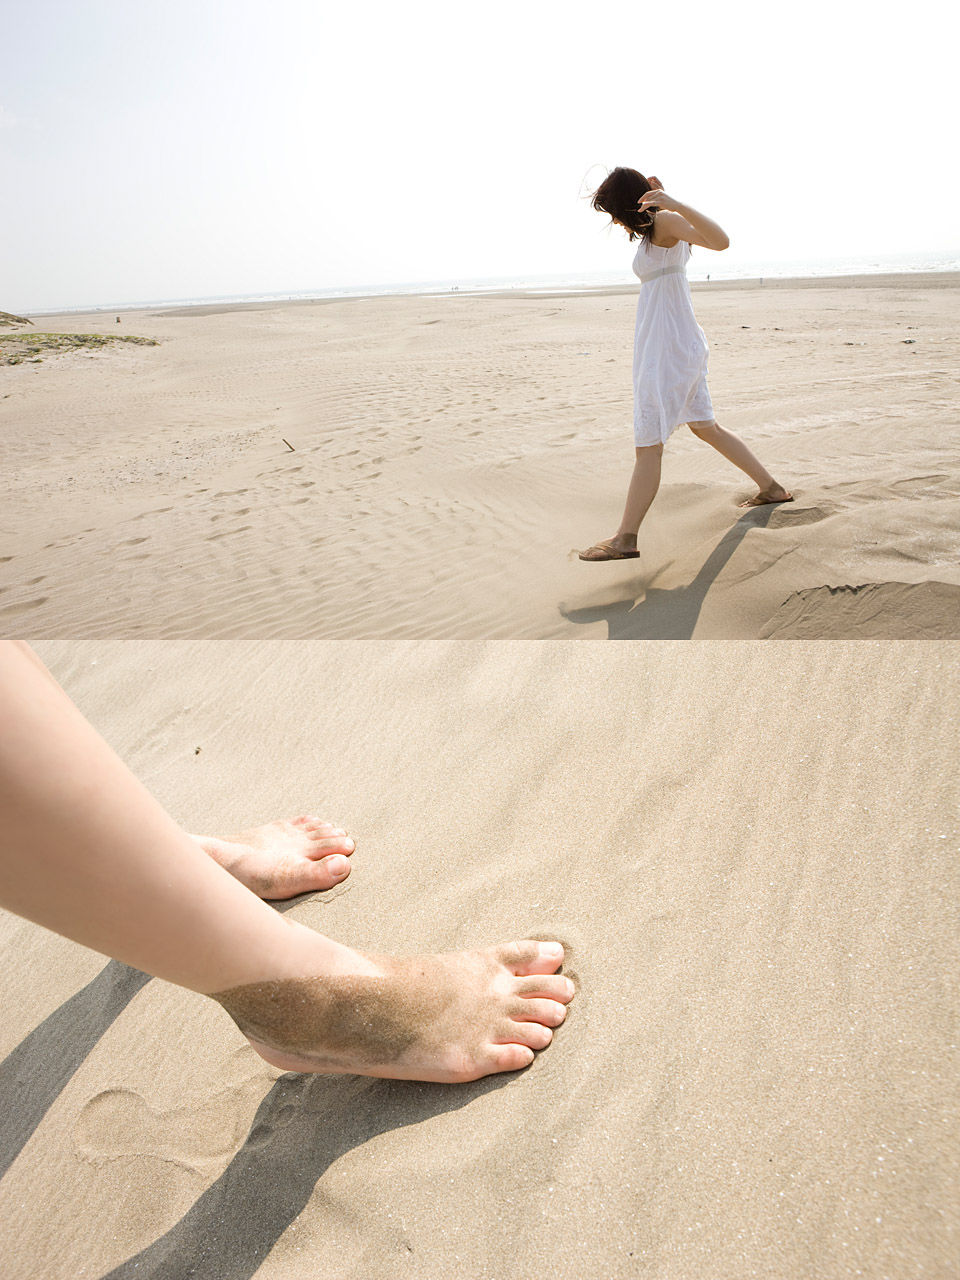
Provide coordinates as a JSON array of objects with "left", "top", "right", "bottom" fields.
[{"left": 638, "top": 178, "right": 681, "bottom": 215}]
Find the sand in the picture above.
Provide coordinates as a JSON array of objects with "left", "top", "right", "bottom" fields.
[
  {"left": 0, "top": 640, "right": 957, "bottom": 1279},
  {"left": 2, "top": 273, "right": 959, "bottom": 639},
  {"left": 1, "top": 274, "right": 958, "bottom": 1276}
]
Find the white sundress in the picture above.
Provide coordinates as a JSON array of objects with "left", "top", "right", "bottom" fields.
[{"left": 631, "top": 236, "right": 714, "bottom": 446}]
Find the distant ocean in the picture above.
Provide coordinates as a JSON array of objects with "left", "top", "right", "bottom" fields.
[{"left": 44, "top": 249, "right": 960, "bottom": 315}]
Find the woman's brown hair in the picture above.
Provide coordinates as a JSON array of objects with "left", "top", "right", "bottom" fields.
[{"left": 591, "top": 167, "right": 658, "bottom": 241}]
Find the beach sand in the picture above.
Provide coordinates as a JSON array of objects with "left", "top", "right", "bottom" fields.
[
  {"left": 1, "top": 275, "right": 958, "bottom": 1277},
  {"left": 0, "top": 640, "right": 957, "bottom": 1279},
  {"left": 3, "top": 273, "right": 959, "bottom": 640}
]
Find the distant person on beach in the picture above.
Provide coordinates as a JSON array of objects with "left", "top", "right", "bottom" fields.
[
  {"left": 579, "top": 169, "right": 792, "bottom": 561},
  {"left": 0, "top": 641, "right": 573, "bottom": 1083}
]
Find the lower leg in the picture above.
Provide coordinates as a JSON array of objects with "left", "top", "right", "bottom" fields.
[
  {"left": 616, "top": 444, "right": 664, "bottom": 543},
  {"left": 0, "top": 642, "right": 345, "bottom": 993},
  {"left": 13, "top": 643, "right": 357, "bottom": 899},
  {"left": 581, "top": 445, "right": 663, "bottom": 558},
  {"left": 689, "top": 420, "right": 791, "bottom": 502},
  {"left": 0, "top": 643, "right": 573, "bottom": 1081}
]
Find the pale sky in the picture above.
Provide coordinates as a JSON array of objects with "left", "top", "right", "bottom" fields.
[{"left": 2, "top": 0, "right": 957, "bottom": 312}]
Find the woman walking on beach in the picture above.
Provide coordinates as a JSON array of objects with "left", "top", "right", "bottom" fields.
[{"left": 579, "top": 169, "right": 791, "bottom": 561}]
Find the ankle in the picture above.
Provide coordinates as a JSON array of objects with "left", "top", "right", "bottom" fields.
[{"left": 282, "top": 921, "right": 382, "bottom": 982}]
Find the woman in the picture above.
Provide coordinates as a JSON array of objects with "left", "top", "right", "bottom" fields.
[{"left": 579, "top": 168, "right": 791, "bottom": 562}]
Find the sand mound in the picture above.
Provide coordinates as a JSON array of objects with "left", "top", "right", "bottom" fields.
[{"left": 759, "top": 581, "right": 960, "bottom": 638}]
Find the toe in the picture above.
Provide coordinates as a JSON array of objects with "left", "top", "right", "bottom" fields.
[
  {"left": 310, "top": 835, "right": 355, "bottom": 858},
  {"left": 298, "top": 816, "right": 339, "bottom": 834},
  {"left": 486, "top": 1043, "right": 536, "bottom": 1074},
  {"left": 497, "top": 939, "right": 565, "bottom": 976},
  {"left": 511, "top": 997, "right": 567, "bottom": 1027},
  {"left": 516, "top": 974, "right": 575, "bottom": 1002},
  {"left": 503, "top": 1020, "right": 553, "bottom": 1051},
  {"left": 310, "top": 854, "right": 352, "bottom": 889}
]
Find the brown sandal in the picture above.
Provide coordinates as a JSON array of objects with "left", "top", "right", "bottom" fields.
[
  {"left": 578, "top": 540, "right": 640, "bottom": 561},
  {"left": 738, "top": 489, "right": 794, "bottom": 508}
]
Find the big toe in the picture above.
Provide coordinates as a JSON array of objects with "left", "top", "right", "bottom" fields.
[
  {"left": 311, "top": 854, "right": 352, "bottom": 889},
  {"left": 273, "top": 854, "right": 351, "bottom": 897}
]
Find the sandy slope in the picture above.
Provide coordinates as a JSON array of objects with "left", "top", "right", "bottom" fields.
[
  {"left": 2, "top": 274, "right": 958, "bottom": 639},
  {"left": 0, "top": 640, "right": 956, "bottom": 1279}
]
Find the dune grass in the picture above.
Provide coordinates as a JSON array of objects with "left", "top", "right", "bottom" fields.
[{"left": 1, "top": 332, "right": 159, "bottom": 365}]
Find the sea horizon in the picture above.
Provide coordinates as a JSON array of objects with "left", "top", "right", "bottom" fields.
[{"left": 21, "top": 247, "right": 960, "bottom": 317}]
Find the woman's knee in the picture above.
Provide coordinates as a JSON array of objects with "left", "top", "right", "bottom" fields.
[
  {"left": 634, "top": 443, "right": 664, "bottom": 459},
  {"left": 688, "top": 420, "right": 719, "bottom": 440}
]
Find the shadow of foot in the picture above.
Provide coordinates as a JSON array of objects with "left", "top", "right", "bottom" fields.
[
  {"left": 103, "top": 1069, "right": 507, "bottom": 1279},
  {"left": 0, "top": 961, "right": 151, "bottom": 1179},
  {"left": 0, "top": 897, "right": 314, "bottom": 1181},
  {"left": 562, "top": 505, "right": 777, "bottom": 638}
]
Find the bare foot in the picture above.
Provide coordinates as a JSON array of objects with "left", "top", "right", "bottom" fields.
[
  {"left": 194, "top": 815, "right": 355, "bottom": 899},
  {"left": 213, "top": 939, "right": 575, "bottom": 1083},
  {"left": 578, "top": 535, "right": 639, "bottom": 561},
  {"left": 738, "top": 484, "right": 793, "bottom": 508}
]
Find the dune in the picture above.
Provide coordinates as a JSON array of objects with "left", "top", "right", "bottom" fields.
[
  {"left": 2, "top": 273, "right": 958, "bottom": 639},
  {"left": 760, "top": 581, "right": 960, "bottom": 638},
  {"left": 0, "top": 640, "right": 957, "bottom": 1279}
]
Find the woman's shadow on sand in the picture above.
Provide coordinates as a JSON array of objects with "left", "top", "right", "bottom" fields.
[
  {"left": 102, "top": 1068, "right": 500, "bottom": 1280},
  {"left": 0, "top": 897, "right": 514, "bottom": 1280},
  {"left": 561, "top": 505, "right": 778, "bottom": 639}
]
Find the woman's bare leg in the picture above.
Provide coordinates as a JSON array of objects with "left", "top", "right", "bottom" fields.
[
  {"left": 10, "top": 642, "right": 357, "bottom": 898},
  {"left": 0, "top": 642, "right": 573, "bottom": 1082},
  {"left": 688, "top": 420, "right": 792, "bottom": 506},
  {"left": 579, "top": 444, "right": 663, "bottom": 559}
]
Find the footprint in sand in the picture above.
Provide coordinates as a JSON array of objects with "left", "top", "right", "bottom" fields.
[
  {"left": 767, "top": 504, "right": 835, "bottom": 529},
  {"left": 75, "top": 1072, "right": 269, "bottom": 1171}
]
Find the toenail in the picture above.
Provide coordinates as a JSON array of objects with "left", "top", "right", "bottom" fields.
[
  {"left": 562, "top": 978, "right": 575, "bottom": 997},
  {"left": 326, "top": 855, "right": 349, "bottom": 878},
  {"left": 539, "top": 942, "right": 563, "bottom": 959},
  {"left": 342, "top": 838, "right": 355, "bottom": 850}
]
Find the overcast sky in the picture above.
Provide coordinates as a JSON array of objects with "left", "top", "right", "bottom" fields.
[{"left": 2, "top": 0, "right": 957, "bottom": 311}]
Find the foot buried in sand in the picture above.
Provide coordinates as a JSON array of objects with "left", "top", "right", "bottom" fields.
[
  {"left": 738, "top": 484, "right": 794, "bottom": 508},
  {"left": 578, "top": 537, "right": 640, "bottom": 562},
  {"left": 214, "top": 939, "right": 574, "bottom": 1083},
  {"left": 194, "top": 815, "right": 355, "bottom": 899}
]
